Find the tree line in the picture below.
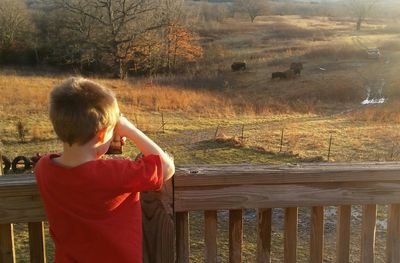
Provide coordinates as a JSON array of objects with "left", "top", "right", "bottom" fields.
[
  {"left": 0, "top": 0, "right": 203, "bottom": 79},
  {"left": 0, "top": 0, "right": 382, "bottom": 78}
]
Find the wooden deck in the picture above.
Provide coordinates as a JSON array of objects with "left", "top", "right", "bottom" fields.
[{"left": 2, "top": 162, "right": 400, "bottom": 262}]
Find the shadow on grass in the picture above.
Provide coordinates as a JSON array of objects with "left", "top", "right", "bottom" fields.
[{"left": 191, "top": 137, "right": 324, "bottom": 164}]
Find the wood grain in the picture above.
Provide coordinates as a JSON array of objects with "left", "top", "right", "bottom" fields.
[
  {"left": 387, "top": 204, "right": 400, "bottom": 263},
  {"left": 257, "top": 208, "right": 272, "bottom": 263},
  {"left": 204, "top": 210, "right": 217, "bottom": 263},
  {"left": 360, "top": 205, "right": 377, "bottom": 263},
  {"left": 176, "top": 211, "right": 189, "bottom": 263},
  {"left": 284, "top": 207, "right": 298, "bottom": 263},
  {"left": 0, "top": 223, "right": 16, "bottom": 263},
  {"left": 175, "top": 182, "right": 400, "bottom": 212},
  {"left": 175, "top": 162, "right": 400, "bottom": 187},
  {"left": 28, "top": 222, "right": 46, "bottom": 263},
  {"left": 229, "top": 209, "right": 243, "bottom": 263},
  {"left": 141, "top": 180, "right": 174, "bottom": 263},
  {"left": 310, "top": 206, "right": 324, "bottom": 263},
  {"left": 336, "top": 205, "right": 351, "bottom": 263}
]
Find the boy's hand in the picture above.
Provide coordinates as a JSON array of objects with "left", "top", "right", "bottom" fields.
[
  {"left": 115, "top": 114, "right": 175, "bottom": 181},
  {"left": 115, "top": 116, "right": 134, "bottom": 138}
]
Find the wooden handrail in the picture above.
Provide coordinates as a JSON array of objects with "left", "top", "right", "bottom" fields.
[
  {"left": 2, "top": 163, "right": 400, "bottom": 262},
  {"left": 174, "top": 163, "right": 400, "bottom": 211}
]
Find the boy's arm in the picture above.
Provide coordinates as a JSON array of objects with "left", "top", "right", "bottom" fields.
[{"left": 116, "top": 116, "right": 175, "bottom": 181}]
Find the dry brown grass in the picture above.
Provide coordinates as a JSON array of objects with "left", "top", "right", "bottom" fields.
[{"left": 0, "top": 73, "right": 234, "bottom": 117}]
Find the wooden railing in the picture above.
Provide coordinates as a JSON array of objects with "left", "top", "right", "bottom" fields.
[
  {"left": 2, "top": 163, "right": 400, "bottom": 262},
  {"left": 174, "top": 163, "right": 400, "bottom": 263}
]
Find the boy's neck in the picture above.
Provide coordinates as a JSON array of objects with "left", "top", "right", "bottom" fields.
[{"left": 56, "top": 143, "right": 98, "bottom": 168}]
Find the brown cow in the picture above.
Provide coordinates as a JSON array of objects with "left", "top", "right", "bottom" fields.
[{"left": 290, "top": 62, "right": 303, "bottom": 75}]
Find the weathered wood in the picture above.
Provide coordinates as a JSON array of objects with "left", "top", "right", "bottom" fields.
[
  {"left": 0, "top": 224, "right": 16, "bottom": 263},
  {"left": 229, "top": 209, "right": 243, "bottom": 263},
  {"left": 176, "top": 211, "right": 189, "bottom": 263},
  {"left": 142, "top": 180, "right": 174, "bottom": 263},
  {"left": 387, "top": 204, "right": 400, "bottom": 263},
  {"left": 310, "top": 206, "right": 324, "bottom": 263},
  {"left": 284, "top": 207, "right": 297, "bottom": 263},
  {"left": 175, "top": 182, "right": 400, "bottom": 211},
  {"left": 257, "top": 208, "right": 272, "bottom": 263},
  {"left": 0, "top": 176, "right": 45, "bottom": 224},
  {"left": 28, "top": 222, "right": 46, "bottom": 263},
  {"left": 175, "top": 162, "right": 400, "bottom": 187},
  {"left": 360, "top": 204, "right": 377, "bottom": 263},
  {"left": 204, "top": 210, "right": 217, "bottom": 263},
  {"left": 336, "top": 205, "right": 351, "bottom": 263}
]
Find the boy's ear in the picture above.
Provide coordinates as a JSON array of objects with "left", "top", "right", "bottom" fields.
[{"left": 97, "top": 127, "right": 108, "bottom": 143}]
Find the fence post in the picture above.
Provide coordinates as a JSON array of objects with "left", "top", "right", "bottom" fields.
[
  {"left": 327, "top": 134, "right": 333, "bottom": 161},
  {"left": 214, "top": 125, "right": 220, "bottom": 140},
  {"left": 280, "top": 128, "right": 284, "bottom": 152},
  {"left": 240, "top": 124, "right": 245, "bottom": 143},
  {"left": 142, "top": 180, "right": 174, "bottom": 263}
]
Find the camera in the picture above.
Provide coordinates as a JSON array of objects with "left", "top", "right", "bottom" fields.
[{"left": 106, "top": 133, "right": 123, "bottom": 154}]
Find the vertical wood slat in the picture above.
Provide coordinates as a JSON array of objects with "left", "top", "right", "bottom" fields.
[
  {"left": 0, "top": 224, "right": 16, "bottom": 263},
  {"left": 141, "top": 181, "right": 174, "bottom": 263},
  {"left": 336, "top": 205, "right": 351, "bottom": 263},
  {"left": 284, "top": 207, "right": 298, "bottom": 263},
  {"left": 257, "top": 208, "right": 272, "bottom": 263},
  {"left": 176, "top": 211, "right": 189, "bottom": 263},
  {"left": 310, "top": 206, "right": 324, "bottom": 263},
  {"left": 0, "top": 163, "right": 16, "bottom": 263},
  {"left": 28, "top": 222, "right": 47, "bottom": 263},
  {"left": 204, "top": 210, "right": 217, "bottom": 263},
  {"left": 360, "top": 204, "right": 377, "bottom": 263},
  {"left": 229, "top": 209, "right": 243, "bottom": 263},
  {"left": 387, "top": 204, "right": 400, "bottom": 263}
]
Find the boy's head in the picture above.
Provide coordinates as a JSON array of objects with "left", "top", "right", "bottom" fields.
[{"left": 49, "top": 77, "right": 119, "bottom": 146}]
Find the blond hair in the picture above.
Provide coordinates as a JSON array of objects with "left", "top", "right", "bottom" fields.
[{"left": 49, "top": 77, "right": 119, "bottom": 145}]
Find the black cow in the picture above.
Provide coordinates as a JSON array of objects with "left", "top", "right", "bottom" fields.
[
  {"left": 272, "top": 71, "right": 286, "bottom": 80},
  {"left": 231, "top": 62, "right": 246, "bottom": 71}
]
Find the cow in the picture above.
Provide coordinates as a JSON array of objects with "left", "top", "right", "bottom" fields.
[
  {"left": 290, "top": 62, "right": 303, "bottom": 75},
  {"left": 272, "top": 69, "right": 295, "bottom": 80},
  {"left": 231, "top": 62, "right": 246, "bottom": 71},
  {"left": 284, "top": 69, "right": 295, "bottom": 79},
  {"left": 272, "top": 71, "right": 286, "bottom": 80}
]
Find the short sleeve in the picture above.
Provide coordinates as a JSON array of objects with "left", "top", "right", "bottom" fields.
[{"left": 113, "top": 154, "right": 163, "bottom": 193}]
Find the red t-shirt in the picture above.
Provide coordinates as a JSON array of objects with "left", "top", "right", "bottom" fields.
[{"left": 34, "top": 154, "right": 163, "bottom": 263}]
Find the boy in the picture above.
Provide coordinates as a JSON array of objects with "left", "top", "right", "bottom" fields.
[{"left": 34, "top": 77, "right": 175, "bottom": 263}]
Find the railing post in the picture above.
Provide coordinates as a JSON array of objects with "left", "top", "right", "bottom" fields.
[
  {"left": 176, "top": 211, "right": 189, "bottom": 263},
  {"left": 387, "top": 204, "right": 400, "bottom": 263},
  {"left": 284, "top": 207, "right": 298, "bottom": 263},
  {"left": 0, "top": 154, "right": 16, "bottom": 263},
  {"left": 0, "top": 224, "right": 16, "bottom": 263},
  {"left": 204, "top": 210, "right": 218, "bottom": 263},
  {"left": 336, "top": 205, "right": 351, "bottom": 263},
  {"left": 361, "top": 205, "right": 377, "bottom": 263},
  {"left": 229, "top": 209, "right": 243, "bottom": 263},
  {"left": 28, "top": 222, "right": 47, "bottom": 263},
  {"left": 310, "top": 206, "right": 324, "bottom": 263},
  {"left": 141, "top": 180, "right": 174, "bottom": 263},
  {"left": 257, "top": 208, "right": 272, "bottom": 263}
]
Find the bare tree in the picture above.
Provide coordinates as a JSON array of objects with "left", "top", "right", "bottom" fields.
[
  {"left": 0, "top": 0, "right": 34, "bottom": 49},
  {"left": 348, "top": 0, "right": 380, "bottom": 31},
  {"left": 40, "top": 0, "right": 171, "bottom": 79},
  {"left": 234, "top": 0, "right": 268, "bottom": 23}
]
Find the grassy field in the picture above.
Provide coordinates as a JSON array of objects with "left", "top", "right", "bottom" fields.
[{"left": 1, "top": 10, "right": 400, "bottom": 263}]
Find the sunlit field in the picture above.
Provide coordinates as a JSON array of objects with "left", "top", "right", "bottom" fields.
[{"left": 2, "top": 3, "right": 400, "bottom": 262}]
